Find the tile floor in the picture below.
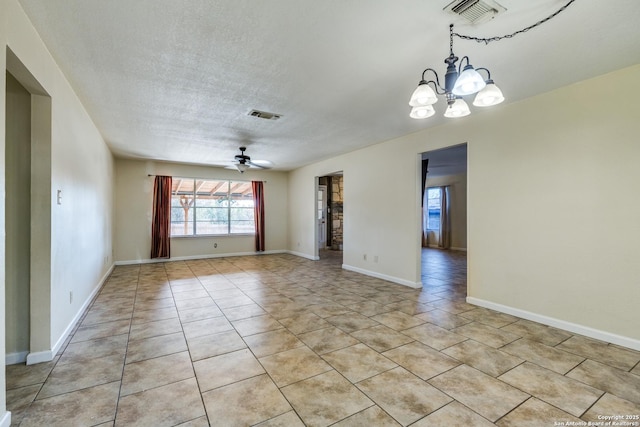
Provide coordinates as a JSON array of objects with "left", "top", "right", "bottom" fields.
[{"left": 6, "top": 248, "right": 640, "bottom": 426}]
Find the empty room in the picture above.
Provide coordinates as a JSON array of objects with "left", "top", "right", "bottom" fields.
[{"left": 2, "top": 0, "right": 640, "bottom": 426}]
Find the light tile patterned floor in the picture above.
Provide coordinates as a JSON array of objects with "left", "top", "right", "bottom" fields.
[{"left": 6, "top": 249, "right": 640, "bottom": 426}]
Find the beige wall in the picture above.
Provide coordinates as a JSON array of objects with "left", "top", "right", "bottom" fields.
[
  {"left": 425, "top": 173, "right": 467, "bottom": 250},
  {"left": 466, "top": 65, "right": 640, "bottom": 346},
  {"left": 1, "top": 1, "right": 115, "bottom": 423},
  {"left": 289, "top": 65, "right": 640, "bottom": 349},
  {"left": 288, "top": 145, "right": 425, "bottom": 286},
  {"left": 114, "top": 158, "right": 289, "bottom": 263}
]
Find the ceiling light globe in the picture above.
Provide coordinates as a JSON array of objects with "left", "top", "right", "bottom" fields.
[
  {"left": 452, "top": 65, "right": 486, "bottom": 96},
  {"left": 473, "top": 82, "right": 505, "bottom": 107},
  {"left": 410, "top": 105, "right": 435, "bottom": 119},
  {"left": 444, "top": 98, "right": 470, "bottom": 118},
  {"left": 236, "top": 163, "right": 249, "bottom": 173},
  {"left": 409, "top": 83, "right": 438, "bottom": 106}
]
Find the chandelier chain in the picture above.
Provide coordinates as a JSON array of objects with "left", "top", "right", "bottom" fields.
[
  {"left": 449, "top": 24, "right": 454, "bottom": 55},
  {"left": 452, "top": 0, "right": 576, "bottom": 45}
]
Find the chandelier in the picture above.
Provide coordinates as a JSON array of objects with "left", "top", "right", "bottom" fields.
[
  {"left": 408, "top": 0, "right": 576, "bottom": 119},
  {"left": 409, "top": 24, "right": 503, "bottom": 119}
]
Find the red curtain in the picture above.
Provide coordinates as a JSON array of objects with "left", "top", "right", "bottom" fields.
[
  {"left": 151, "top": 175, "right": 172, "bottom": 258},
  {"left": 252, "top": 181, "right": 265, "bottom": 252}
]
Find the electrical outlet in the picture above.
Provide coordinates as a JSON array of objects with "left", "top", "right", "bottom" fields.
[
  {"left": 363, "top": 254, "right": 367, "bottom": 261},
  {"left": 214, "top": 243, "right": 218, "bottom": 248},
  {"left": 69, "top": 291, "right": 73, "bottom": 304}
]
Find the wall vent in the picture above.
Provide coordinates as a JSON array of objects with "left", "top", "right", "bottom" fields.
[
  {"left": 444, "top": 0, "right": 506, "bottom": 24},
  {"left": 248, "top": 109, "right": 282, "bottom": 120}
]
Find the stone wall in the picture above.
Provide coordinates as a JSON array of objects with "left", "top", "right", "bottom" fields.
[{"left": 331, "top": 176, "right": 343, "bottom": 250}]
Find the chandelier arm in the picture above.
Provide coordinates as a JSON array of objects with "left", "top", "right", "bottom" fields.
[
  {"left": 421, "top": 68, "right": 445, "bottom": 93},
  {"left": 452, "top": 0, "right": 576, "bottom": 45},
  {"left": 425, "top": 80, "right": 446, "bottom": 95},
  {"left": 475, "top": 67, "right": 491, "bottom": 80},
  {"left": 457, "top": 56, "right": 470, "bottom": 74}
]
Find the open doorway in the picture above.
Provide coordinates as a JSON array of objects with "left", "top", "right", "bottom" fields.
[
  {"left": 5, "top": 71, "right": 31, "bottom": 365},
  {"left": 420, "top": 144, "right": 468, "bottom": 292},
  {"left": 317, "top": 173, "right": 343, "bottom": 262},
  {"left": 5, "top": 49, "right": 53, "bottom": 366}
]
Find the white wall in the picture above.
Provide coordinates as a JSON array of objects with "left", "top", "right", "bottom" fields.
[
  {"left": 114, "top": 158, "right": 289, "bottom": 263},
  {"left": 1, "top": 0, "right": 115, "bottom": 423},
  {"left": 425, "top": 173, "right": 467, "bottom": 250},
  {"left": 288, "top": 64, "right": 640, "bottom": 349}
]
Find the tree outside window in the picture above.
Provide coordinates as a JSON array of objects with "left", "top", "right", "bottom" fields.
[{"left": 170, "top": 178, "right": 254, "bottom": 236}]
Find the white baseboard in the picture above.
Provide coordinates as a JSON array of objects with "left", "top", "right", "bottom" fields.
[
  {"left": 5, "top": 351, "right": 28, "bottom": 365},
  {"left": 115, "top": 250, "right": 288, "bottom": 265},
  {"left": 342, "top": 264, "right": 422, "bottom": 289},
  {"left": 26, "top": 264, "right": 115, "bottom": 365},
  {"left": 467, "top": 297, "right": 640, "bottom": 352},
  {"left": 0, "top": 411, "right": 11, "bottom": 427},
  {"left": 287, "top": 250, "right": 319, "bottom": 261},
  {"left": 26, "top": 350, "right": 54, "bottom": 365}
]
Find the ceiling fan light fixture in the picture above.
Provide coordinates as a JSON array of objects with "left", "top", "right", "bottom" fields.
[
  {"left": 236, "top": 163, "right": 250, "bottom": 173},
  {"left": 473, "top": 80, "right": 504, "bottom": 107}
]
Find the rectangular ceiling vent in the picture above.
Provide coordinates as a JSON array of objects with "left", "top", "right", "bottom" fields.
[
  {"left": 444, "top": 0, "right": 506, "bottom": 24},
  {"left": 248, "top": 109, "right": 282, "bottom": 121}
]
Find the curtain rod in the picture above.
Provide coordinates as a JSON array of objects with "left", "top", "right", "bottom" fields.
[{"left": 147, "top": 174, "right": 266, "bottom": 183}]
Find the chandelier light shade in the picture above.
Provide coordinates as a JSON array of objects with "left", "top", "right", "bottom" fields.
[
  {"left": 444, "top": 98, "right": 471, "bottom": 118},
  {"left": 452, "top": 63, "right": 486, "bottom": 96},
  {"left": 473, "top": 79, "right": 505, "bottom": 107},
  {"left": 409, "top": 24, "right": 503, "bottom": 119},
  {"left": 410, "top": 104, "right": 436, "bottom": 119},
  {"left": 409, "top": 83, "right": 438, "bottom": 107}
]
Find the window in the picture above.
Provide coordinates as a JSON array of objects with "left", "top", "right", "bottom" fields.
[
  {"left": 426, "top": 187, "right": 441, "bottom": 230},
  {"left": 171, "top": 178, "right": 254, "bottom": 236}
]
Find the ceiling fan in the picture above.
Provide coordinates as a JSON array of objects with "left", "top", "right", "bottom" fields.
[{"left": 229, "top": 146, "right": 273, "bottom": 173}]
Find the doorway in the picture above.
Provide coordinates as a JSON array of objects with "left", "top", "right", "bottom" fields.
[
  {"left": 419, "top": 144, "right": 468, "bottom": 286},
  {"left": 5, "top": 71, "right": 31, "bottom": 364},
  {"left": 317, "top": 173, "right": 343, "bottom": 261},
  {"left": 5, "top": 49, "right": 53, "bottom": 366}
]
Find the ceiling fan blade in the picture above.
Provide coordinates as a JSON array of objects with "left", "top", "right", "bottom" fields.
[{"left": 248, "top": 159, "right": 273, "bottom": 169}]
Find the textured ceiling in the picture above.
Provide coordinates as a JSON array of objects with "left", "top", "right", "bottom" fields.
[{"left": 17, "top": 0, "right": 640, "bottom": 170}]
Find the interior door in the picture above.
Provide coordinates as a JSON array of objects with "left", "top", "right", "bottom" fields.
[{"left": 317, "top": 185, "right": 327, "bottom": 249}]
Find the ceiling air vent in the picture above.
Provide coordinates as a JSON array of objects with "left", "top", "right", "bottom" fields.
[
  {"left": 444, "top": 0, "right": 506, "bottom": 24},
  {"left": 248, "top": 109, "right": 282, "bottom": 120}
]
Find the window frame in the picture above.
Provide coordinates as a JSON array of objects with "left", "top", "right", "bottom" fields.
[{"left": 170, "top": 177, "right": 255, "bottom": 238}]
